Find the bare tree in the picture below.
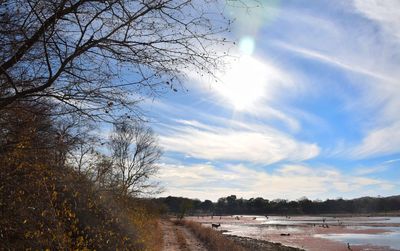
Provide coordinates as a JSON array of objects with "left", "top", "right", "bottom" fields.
[
  {"left": 89, "top": 154, "right": 114, "bottom": 188},
  {"left": 0, "top": 0, "right": 233, "bottom": 119},
  {"left": 60, "top": 115, "right": 102, "bottom": 173},
  {"left": 109, "top": 119, "right": 162, "bottom": 196}
]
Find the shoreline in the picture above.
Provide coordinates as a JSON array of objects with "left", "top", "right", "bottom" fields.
[
  {"left": 225, "top": 234, "right": 304, "bottom": 251},
  {"left": 189, "top": 212, "right": 400, "bottom": 217}
]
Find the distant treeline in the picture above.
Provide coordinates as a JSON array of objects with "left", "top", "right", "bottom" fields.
[{"left": 156, "top": 195, "right": 400, "bottom": 215}]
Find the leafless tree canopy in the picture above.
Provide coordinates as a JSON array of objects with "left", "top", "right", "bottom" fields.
[
  {"left": 109, "top": 119, "right": 162, "bottom": 196},
  {"left": 0, "top": 0, "right": 232, "bottom": 119}
]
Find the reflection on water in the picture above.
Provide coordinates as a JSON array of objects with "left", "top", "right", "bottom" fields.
[
  {"left": 380, "top": 217, "right": 400, "bottom": 224},
  {"left": 218, "top": 216, "right": 400, "bottom": 250},
  {"left": 223, "top": 223, "right": 301, "bottom": 237},
  {"left": 314, "top": 232, "right": 400, "bottom": 249},
  {"left": 253, "top": 216, "right": 400, "bottom": 226},
  {"left": 350, "top": 226, "right": 400, "bottom": 232}
]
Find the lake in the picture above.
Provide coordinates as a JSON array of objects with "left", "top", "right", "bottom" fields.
[{"left": 188, "top": 215, "right": 400, "bottom": 251}]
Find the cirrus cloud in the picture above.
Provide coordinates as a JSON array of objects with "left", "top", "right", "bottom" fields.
[{"left": 159, "top": 119, "right": 319, "bottom": 164}]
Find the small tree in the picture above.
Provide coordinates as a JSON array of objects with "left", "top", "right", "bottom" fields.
[
  {"left": 178, "top": 199, "right": 193, "bottom": 220},
  {"left": 109, "top": 119, "right": 161, "bottom": 196}
]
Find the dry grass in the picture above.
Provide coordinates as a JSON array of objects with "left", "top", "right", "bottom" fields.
[
  {"left": 177, "top": 220, "right": 247, "bottom": 251},
  {"left": 127, "top": 205, "right": 164, "bottom": 251}
]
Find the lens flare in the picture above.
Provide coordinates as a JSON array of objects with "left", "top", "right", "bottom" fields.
[{"left": 239, "top": 36, "right": 255, "bottom": 55}]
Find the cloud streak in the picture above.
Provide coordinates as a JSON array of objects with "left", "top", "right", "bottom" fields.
[
  {"left": 159, "top": 120, "right": 319, "bottom": 164},
  {"left": 271, "top": 2, "right": 400, "bottom": 160},
  {"left": 350, "top": 122, "right": 400, "bottom": 158},
  {"left": 275, "top": 41, "right": 397, "bottom": 84}
]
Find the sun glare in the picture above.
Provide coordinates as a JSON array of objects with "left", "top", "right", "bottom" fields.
[{"left": 216, "top": 56, "right": 267, "bottom": 110}]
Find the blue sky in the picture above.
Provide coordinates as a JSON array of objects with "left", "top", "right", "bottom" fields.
[{"left": 143, "top": 0, "right": 400, "bottom": 201}]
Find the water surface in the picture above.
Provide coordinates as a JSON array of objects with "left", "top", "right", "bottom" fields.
[
  {"left": 315, "top": 232, "right": 400, "bottom": 249},
  {"left": 202, "top": 215, "right": 400, "bottom": 250}
]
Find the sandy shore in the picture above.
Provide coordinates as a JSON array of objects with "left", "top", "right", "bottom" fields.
[{"left": 226, "top": 235, "right": 304, "bottom": 251}]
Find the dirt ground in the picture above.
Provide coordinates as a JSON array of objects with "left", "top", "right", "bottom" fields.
[{"left": 161, "top": 220, "right": 208, "bottom": 251}]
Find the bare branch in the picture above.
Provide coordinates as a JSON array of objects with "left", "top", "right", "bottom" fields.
[{"left": 1, "top": 0, "right": 235, "bottom": 120}]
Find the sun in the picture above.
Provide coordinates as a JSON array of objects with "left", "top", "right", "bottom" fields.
[{"left": 216, "top": 56, "right": 267, "bottom": 110}]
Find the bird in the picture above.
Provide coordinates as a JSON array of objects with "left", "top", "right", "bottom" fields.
[{"left": 347, "top": 242, "right": 352, "bottom": 250}]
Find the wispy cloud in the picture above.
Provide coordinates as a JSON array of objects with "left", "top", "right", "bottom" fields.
[
  {"left": 383, "top": 158, "right": 400, "bottom": 164},
  {"left": 354, "top": 166, "right": 388, "bottom": 176},
  {"left": 349, "top": 122, "right": 400, "bottom": 158},
  {"left": 247, "top": 105, "right": 301, "bottom": 132},
  {"left": 274, "top": 39, "right": 400, "bottom": 160},
  {"left": 269, "top": 2, "right": 400, "bottom": 160},
  {"left": 156, "top": 163, "right": 395, "bottom": 201},
  {"left": 145, "top": 1, "right": 400, "bottom": 200},
  {"left": 274, "top": 41, "right": 397, "bottom": 84},
  {"left": 354, "top": 0, "right": 400, "bottom": 42},
  {"left": 159, "top": 120, "right": 319, "bottom": 164}
]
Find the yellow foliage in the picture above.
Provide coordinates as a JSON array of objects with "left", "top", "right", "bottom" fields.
[
  {"left": 1, "top": 103, "right": 155, "bottom": 250},
  {"left": 126, "top": 205, "right": 163, "bottom": 251}
]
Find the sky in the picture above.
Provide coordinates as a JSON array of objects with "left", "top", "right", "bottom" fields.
[{"left": 144, "top": 0, "right": 400, "bottom": 201}]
